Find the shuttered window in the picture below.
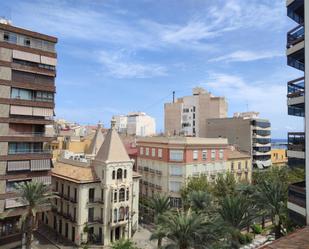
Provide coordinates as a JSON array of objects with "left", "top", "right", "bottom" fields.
[
  {"left": 7, "top": 161, "right": 30, "bottom": 171},
  {"left": 31, "top": 159, "right": 51, "bottom": 171}
]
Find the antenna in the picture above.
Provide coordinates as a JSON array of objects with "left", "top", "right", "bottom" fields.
[
  {"left": 246, "top": 101, "right": 249, "bottom": 112},
  {"left": 173, "top": 91, "right": 175, "bottom": 103}
]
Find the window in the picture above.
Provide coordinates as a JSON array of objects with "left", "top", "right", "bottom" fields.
[
  {"left": 112, "top": 170, "right": 115, "bottom": 179},
  {"left": 169, "top": 181, "right": 182, "bottom": 192},
  {"left": 152, "top": 148, "right": 156, "bottom": 157},
  {"left": 211, "top": 150, "right": 216, "bottom": 160},
  {"left": 126, "top": 207, "right": 129, "bottom": 220},
  {"left": 193, "top": 150, "right": 198, "bottom": 160},
  {"left": 113, "top": 208, "right": 118, "bottom": 223},
  {"left": 55, "top": 181, "right": 58, "bottom": 191},
  {"left": 61, "top": 184, "right": 64, "bottom": 195},
  {"left": 114, "top": 191, "right": 117, "bottom": 203},
  {"left": 245, "top": 161, "right": 248, "bottom": 169},
  {"left": 119, "top": 207, "right": 125, "bottom": 221},
  {"left": 219, "top": 149, "right": 224, "bottom": 160},
  {"left": 169, "top": 165, "right": 183, "bottom": 176},
  {"left": 238, "top": 162, "right": 241, "bottom": 170},
  {"left": 102, "top": 170, "right": 104, "bottom": 179},
  {"left": 119, "top": 188, "right": 125, "bottom": 202},
  {"left": 117, "top": 168, "right": 123, "bottom": 179},
  {"left": 101, "top": 189, "right": 104, "bottom": 202},
  {"left": 11, "top": 88, "right": 32, "bottom": 100},
  {"left": 231, "top": 162, "right": 234, "bottom": 171},
  {"left": 67, "top": 186, "right": 70, "bottom": 198},
  {"left": 140, "top": 147, "right": 144, "bottom": 155},
  {"left": 145, "top": 148, "right": 149, "bottom": 156},
  {"left": 74, "top": 188, "right": 77, "bottom": 202},
  {"left": 24, "top": 37, "right": 31, "bottom": 47},
  {"left": 89, "top": 188, "right": 95, "bottom": 202},
  {"left": 126, "top": 188, "right": 129, "bottom": 201},
  {"left": 124, "top": 169, "right": 127, "bottom": 179},
  {"left": 170, "top": 197, "right": 182, "bottom": 208},
  {"left": 88, "top": 208, "right": 94, "bottom": 222},
  {"left": 158, "top": 149, "right": 162, "bottom": 158},
  {"left": 3, "top": 32, "right": 17, "bottom": 44},
  {"left": 169, "top": 150, "right": 184, "bottom": 161},
  {"left": 202, "top": 150, "right": 207, "bottom": 160}
]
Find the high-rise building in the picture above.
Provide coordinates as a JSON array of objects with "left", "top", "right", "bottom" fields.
[
  {"left": 0, "top": 20, "right": 57, "bottom": 248},
  {"left": 286, "top": 0, "right": 308, "bottom": 225},
  {"left": 164, "top": 87, "right": 228, "bottom": 137},
  {"left": 113, "top": 112, "right": 156, "bottom": 136},
  {"left": 205, "top": 112, "right": 271, "bottom": 169}
]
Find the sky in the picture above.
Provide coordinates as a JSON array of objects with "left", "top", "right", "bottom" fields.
[{"left": 0, "top": 0, "right": 303, "bottom": 138}]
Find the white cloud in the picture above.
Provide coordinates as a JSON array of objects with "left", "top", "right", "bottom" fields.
[
  {"left": 98, "top": 50, "right": 167, "bottom": 78},
  {"left": 209, "top": 50, "right": 283, "bottom": 62}
]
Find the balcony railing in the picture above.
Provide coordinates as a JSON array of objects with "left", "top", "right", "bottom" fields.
[
  {"left": 288, "top": 56, "right": 304, "bottom": 71},
  {"left": 287, "top": 77, "right": 305, "bottom": 98},
  {"left": 288, "top": 181, "right": 306, "bottom": 208},
  {"left": 8, "top": 131, "right": 54, "bottom": 137},
  {"left": 287, "top": 23, "right": 304, "bottom": 48},
  {"left": 288, "top": 132, "right": 305, "bottom": 152},
  {"left": 87, "top": 198, "right": 104, "bottom": 204},
  {"left": 253, "top": 138, "right": 271, "bottom": 145},
  {"left": 11, "top": 96, "right": 54, "bottom": 103},
  {"left": 251, "top": 120, "right": 270, "bottom": 129},
  {"left": 252, "top": 130, "right": 271, "bottom": 136},
  {"left": 88, "top": 217, "right": 104, "bottom": 224},
  {"left": 8, "top": 149, "right": 51, "bottom": 155}
]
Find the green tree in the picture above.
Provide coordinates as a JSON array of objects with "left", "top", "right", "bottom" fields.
[
  {"left": 218, "top": 195, "right": 256, "bottom": 248},
  {"left": 255, "top": 178, "right": 288, "bottom": 239},
  {"left": 187, "top": 190, "right": 213, "bottom": 214},
  {"left": 111, "top": 239, "right": 139, "bottom": 249},
  {"left": 148, "top": 194, "right": 170, "bottom": 248},
  {"left": 151, "top": 210, "right": 214, "bottom": 249},
  {"left": 180, "top": 175, "right": 210, "bottom": 209},
  {"left": 15, "top": 181, "right": 55, "bottom": 249},
  {"left": 211, "top": 173, "right": 237, "bottom": 199}
]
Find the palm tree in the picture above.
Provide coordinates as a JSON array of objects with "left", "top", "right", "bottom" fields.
[
  {"left": 111, "top": 239, "right": 139, "bottom": 249},
  {"left": 187, "top": 190, "right": 212, "bottom": 214},
  {"left": 15, "top": 181, "right": 55, "bottom": 249},
  {"left": 255, "top": 178, "right": 288, "bottom": 239},
  {"left": 218, "top": 195, "right": 256, "bottom": 248},
  {"left": 211, "top": 173, "right": 237, "bottom": 199},
  {"left": 151, "top": 210, "right": 214, "bottom": 249},
  {"left": 148, "top": 194, "right": 170, "bottom": 248}
]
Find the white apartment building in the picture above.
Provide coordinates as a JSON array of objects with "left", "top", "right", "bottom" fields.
[
  {"left": 113, "top": 112, "right": 156, "bottom": 137},
  {"left": 42, "top": 120, "right": 140, "bottom": 247},
  {"left": 164, "top": 87, "right": 228, "bottom": 137}
]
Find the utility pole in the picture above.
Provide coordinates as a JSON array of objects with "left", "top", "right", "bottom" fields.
[{"left": 173, "top": 91, "right": 175, "bottom": 103}]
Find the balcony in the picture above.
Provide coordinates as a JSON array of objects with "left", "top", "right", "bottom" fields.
[
  {"left": 287, "top": 49, "right": 304, "bottom": 71},
  {"left": 87, "top": 198, "right": 104, "bottom": 205},
  {"left": 288, "top": 132, "right": 305, "bottom": 159},
  {"left": 288, "top": 181, "right": 306, "bottom": 208},
  {"left": 252, "top": 138, "right": 271, "bottom": 145},
  {"left": 287, "top": 77, "right": 305, "bottom": 117},
  {"left": 87, "top": 217, "right": 104, "bottom": 225},
  {"left": 251, "top": 120, "right": 270, "bottom": 129},
  {"left": 287, "top": 0, "right": 304, "bottom": 24},
  {"left": 252, "top": 130, "right": 271, "bottom": 137},
  {"left": 287, "top": 24, "right": 304, "bottom": 49}
]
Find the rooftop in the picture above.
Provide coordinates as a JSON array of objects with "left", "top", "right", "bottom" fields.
[
  {"left": 52, "top": 159, "right": 99, "bottom": 183},
  {"left": 137, "top": 136, "right": 228, "bottom": 146},
  {"left": 260, "top": 227, "right": 309, "bottom": 249},
  {"left": 227, "top": 148, "right": 251, "bottom": 159}
]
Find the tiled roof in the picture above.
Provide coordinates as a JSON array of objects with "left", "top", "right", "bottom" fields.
[
  {"left": 227, "top": 149, "right": 251, "bottom": 159},
  {"left": 94, "top": 120, "right": 130, "bottom": 163},
  {"left": 86, "top": 123, "right": 105, "bottom": 155},
  {"left": 52, "top": 161, "right": 99, "bottom": 183},
  {"left": 260, "top": 227, "right": 309, "bottom": 249}
]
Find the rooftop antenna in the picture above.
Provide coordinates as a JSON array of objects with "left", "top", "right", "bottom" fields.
[
  {"left": 173, "top": 91, "right": 175, "bottom": 103},
  {"left": 246, "top": 101, "right": 249, "bottom": 112}
]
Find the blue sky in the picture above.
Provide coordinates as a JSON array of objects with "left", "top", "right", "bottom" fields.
[{"left": 1, "top": 0, "right": 303, "bottom": 138}]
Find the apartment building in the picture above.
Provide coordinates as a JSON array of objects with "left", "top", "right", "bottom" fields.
[
  {"left": 205, "top": 112, "right": 271, "bottom": 169},
  {"left": 286, "top": 0, "right": 308, "bottom": 226},
  {"left": 43, "top": 120, "right": 140, "bottom": 247},
  {"left": 0, "top": 20, "right": 57, "bottom": 248},
  {"left": 226, "top": 147, "right": 252, "bottom": 183},
  {"left": 113, "top": 112, "right": 156, "bottom": 137},
  {"left": 136, "top": 136, "right": 228, "bottom": 208},
  {"left": 164, "top": 87, "right": 228, "bottom": 137}
]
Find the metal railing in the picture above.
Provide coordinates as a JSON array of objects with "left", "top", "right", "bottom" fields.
[
  {"left": 288, "top": 181, "right": 306, "bottom": 208},
  {"left": 8, "top": 149, "right": 52, "bottom": 155},
  {"left": 288, "top": 132, "right": 305, "bottom": 151},
  {"left": 287, "top": 77, "right": 305, "bottom": 98},
  {"left": 287, "top": 23, "right": 304, "bottom": 48},
  {"left": 8, "top": 131, "right": 54, "bottom": 137}
]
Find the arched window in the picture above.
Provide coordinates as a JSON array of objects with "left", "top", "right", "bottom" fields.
[
  {"left": 119, "top": 207, "right": 125, "bottom": 221},
  {"left": 113, "top": 208, "right": 117, "bottom": 223},
  {"left": 119, "top": 188, "right": 125, "bottom": 202},
  {"left": 126, "top": 188, "right": 129, "bottom": 201},
  {"left": 124, "top": 169, "right": 127, "bottom": 178},
  {"left": 112, "top": 170, "right": 115, "bottom": 179},
  {"left": 117, "top": 169, "right": 123, "bottom": 179},
  {"left": 125, "top": 207, "right": 129, "bottom": 220},
  {"left": 114, "top": 190, "right": 117, "bottom": 203}
]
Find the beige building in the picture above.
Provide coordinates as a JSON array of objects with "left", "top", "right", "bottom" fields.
[
  {"left": 43, "top": 120, "right": 140, "bottom": 247},
  {"left": 164, "top": 87, "right": 228, "bottom": 137},
  {"left": 0, "top": 20, "right": 57, "bottom": 248},
  {"left": 114, "top": 112, "right": 156, "bottom": 137},
  {"left": 205, "top": 112, "right": 271, "bottom": 169},
  {"left": 137, "top": 136, "right": 228, "bottom": 208},
  {"left": 226, "top": 147, "right": 252, "bottom": 183}
]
